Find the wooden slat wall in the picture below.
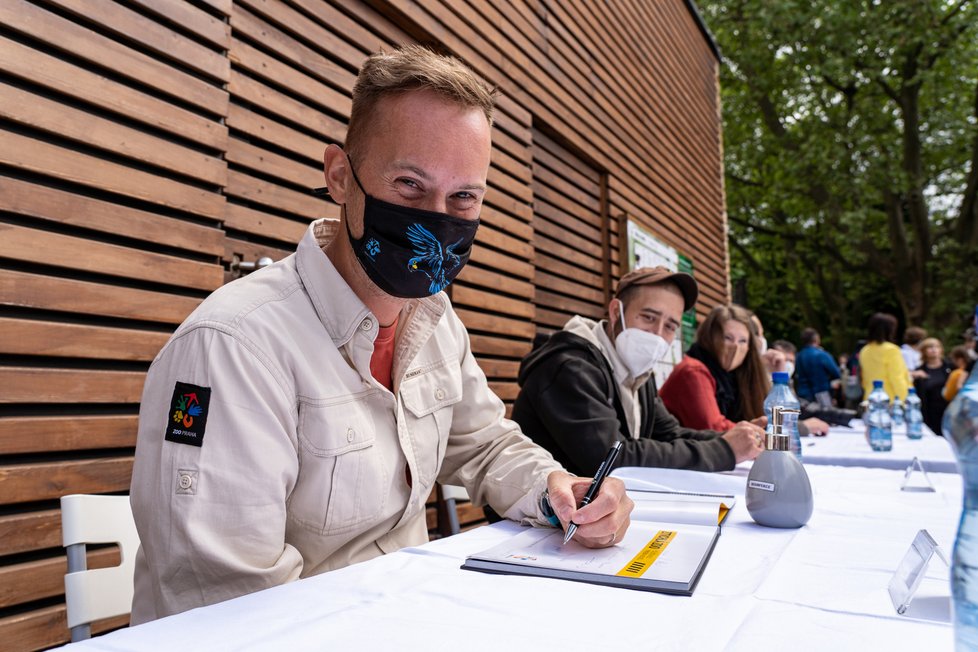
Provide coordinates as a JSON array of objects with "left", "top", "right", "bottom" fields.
[
  {"left": 0, "top": 0, "right": 230, "bottom": 648},
  {"left": 531, "top": 128, "right": 606, "bottom": 333},
  {"left": 0, "top": 1, "right": 723, "bottom": 649},
  {"left": 377, "top": 0, "right": 727, "bottom": 313}
]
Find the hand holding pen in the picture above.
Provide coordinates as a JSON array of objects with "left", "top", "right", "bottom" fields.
[{"left": 559, "top": 441, "right": 628, "bottom": 546}]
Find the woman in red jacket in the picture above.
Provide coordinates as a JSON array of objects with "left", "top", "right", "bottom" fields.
[{"left": 660, "top": 304, "right": 769, "bottom": 431}]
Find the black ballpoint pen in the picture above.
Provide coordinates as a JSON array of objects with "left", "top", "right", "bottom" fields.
[{"left": 562, "top": 440, "right": 623, "bottom": 545}]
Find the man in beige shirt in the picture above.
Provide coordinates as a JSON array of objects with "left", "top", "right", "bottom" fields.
[{"left": 130, "top": 46, "right": 632, "bottom": 623}]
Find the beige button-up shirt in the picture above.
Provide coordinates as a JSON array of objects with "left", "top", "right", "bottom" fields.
[{"left": 130, "top": 219, "right": 561, "bottom": 623}]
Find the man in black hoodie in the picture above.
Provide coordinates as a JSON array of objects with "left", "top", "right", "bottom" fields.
[{"left": 512, "top": 267, "right": 765, "bottom": 476}]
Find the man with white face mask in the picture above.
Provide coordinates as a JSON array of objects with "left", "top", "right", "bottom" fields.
[{"left": 512, "top": 267, "right": 765, "bottom": 476}]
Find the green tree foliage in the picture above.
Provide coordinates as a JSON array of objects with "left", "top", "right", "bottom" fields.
[{"left": 700, "top": 0, "right": 978, "bottom": 354}]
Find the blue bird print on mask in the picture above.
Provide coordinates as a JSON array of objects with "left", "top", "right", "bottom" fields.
[{"left": 405, "top": 223, "right": 463, "bottom": 294}]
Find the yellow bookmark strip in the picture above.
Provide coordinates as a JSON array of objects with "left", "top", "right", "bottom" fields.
[{"left": 616, "top": 530, "right": 677, "bottom": 577}]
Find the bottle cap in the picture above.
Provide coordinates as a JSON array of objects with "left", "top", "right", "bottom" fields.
[
  {"left": 772, "top": 372, "right": 789, "bottom": 384},
  {"left": 873, "top": 380, "right": 884, "bottom": 388},
  {"left": 908, "top": 388, "right": 916, "bottom": 395}
]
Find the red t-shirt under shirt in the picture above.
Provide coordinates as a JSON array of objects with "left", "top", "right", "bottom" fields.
[{"left": 370, "top": 318, "right": 398, "bottom": 391}]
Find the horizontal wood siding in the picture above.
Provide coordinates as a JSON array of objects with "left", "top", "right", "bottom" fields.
[
  {"left": 0, "top": 1, "right": 723, "bottom": 648},
  {"left": 0, "top": 0, "right": 230, "bottom": 648},
  {"left": 376, "top": 0, "right": 726, "bottom": 312},
  {"left": 531, "top": 129, "right": 606, "bottom": 333}
]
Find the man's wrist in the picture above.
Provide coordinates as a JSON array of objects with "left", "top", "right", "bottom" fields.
[{"left": 539, "top": 488, "right": 561, "bottom": 528}]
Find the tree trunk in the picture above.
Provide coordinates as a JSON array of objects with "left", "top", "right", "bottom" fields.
[{"left": 898, "top": 79, "right": 931, "bottom": 324}]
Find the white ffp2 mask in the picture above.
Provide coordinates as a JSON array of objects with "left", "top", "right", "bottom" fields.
[{"left": 614, "top": 302, "right": 671, "bottom": 378}]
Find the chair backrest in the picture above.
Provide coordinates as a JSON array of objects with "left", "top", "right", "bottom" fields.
[
  {"left": 60, "top": 494, "right": 140, "bottom": 642},
  {"left": 437, "top": 484, "right": 471, "bottom": 536}
]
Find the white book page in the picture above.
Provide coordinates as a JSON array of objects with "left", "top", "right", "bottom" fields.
[
  {"left": 612, "top": 466, "right": 747, "bottom": 495},
  {"left": 628, "top": 490, "right": 736, "bottom": 526}
]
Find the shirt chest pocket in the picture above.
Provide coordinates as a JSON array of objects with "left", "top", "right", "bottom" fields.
[
  {"left": 290, "top": 399, "right": 388, "bottom": 535},
  {"left": 399, "top": 361, "right": 463, "bottom": 488}
]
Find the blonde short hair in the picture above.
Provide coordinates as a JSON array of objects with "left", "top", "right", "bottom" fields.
[
  {"left": 345, "top": 45, "right": 497, "bottom": 160},
  {"left": 920, "top": 337, "right": 943, "bottom": 353}
]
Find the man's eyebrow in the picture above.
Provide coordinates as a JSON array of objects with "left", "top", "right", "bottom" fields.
[{"left": 389, "top": 161, "right": 431, "bottom": 180}]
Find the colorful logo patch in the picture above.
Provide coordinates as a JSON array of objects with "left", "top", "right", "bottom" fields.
[{"left": 165, "top": 382, "right": 211, "bottom": 447}]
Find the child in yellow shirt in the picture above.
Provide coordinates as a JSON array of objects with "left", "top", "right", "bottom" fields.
[{"left": 945, "top": 346, "right": 971, "bottom": 402}]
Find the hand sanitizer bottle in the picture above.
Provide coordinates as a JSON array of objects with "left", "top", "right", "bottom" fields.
[{"left": 746, "top": 406, "right": 814, "bottom": 528}]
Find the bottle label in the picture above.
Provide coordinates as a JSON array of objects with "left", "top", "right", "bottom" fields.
[{"left": 748, "top": 480, "right": 775, "bottom": 492}]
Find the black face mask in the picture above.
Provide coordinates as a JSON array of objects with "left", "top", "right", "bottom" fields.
[{"left": 343, "top": 164, "right": 480, "bottom": 298}]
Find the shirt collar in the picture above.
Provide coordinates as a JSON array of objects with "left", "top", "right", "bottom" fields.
[{"left": 295, "top": 219, "right": 444, "bottom": 347}]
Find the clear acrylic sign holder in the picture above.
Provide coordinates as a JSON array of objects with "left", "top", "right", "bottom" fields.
[
  {"left": 887, "top": 529, "right": 949, "bottom": 615},
  {"left": 900, "top": 456, "right": 936, "bottom": 493}
]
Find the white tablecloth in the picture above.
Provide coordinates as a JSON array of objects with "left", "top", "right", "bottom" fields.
[
  {"left": 800, "top": 420, "right": 957, "bottom": 474},
  {"left": 62, "top": 464, "right": 961, "bottom": 652}
]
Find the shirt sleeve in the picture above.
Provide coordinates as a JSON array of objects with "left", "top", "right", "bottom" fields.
[
  {"left": 660, "top": 362, "right": 736, "bottom": 431},
  {"left": 887, "top": 346, "right": 911, "bottom": 400},
  {"left": 943, "top": 369, "right": 964, "bottom": 402},
  {"left": 821, "top": 349, "right": 841, "bottom": 381},
  {"left": 518, "top": 355, "right": 735, "bottom": 475},
  {"left": 436, "top": 312, "right": 562, "bottom": 526},
  {"left": 130, "top": 326, "right": 303, "bottom": 623}
]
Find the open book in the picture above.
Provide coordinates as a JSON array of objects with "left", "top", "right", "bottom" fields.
[
  {"left": 461, "top": 489, "right": 733, "bottom": 595},
  {"left": 629, "top": 489, "right": 736, "bottom": 526}
]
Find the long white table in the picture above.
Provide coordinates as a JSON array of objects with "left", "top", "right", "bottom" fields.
[
  {"left": 801, "top": 420, "right": 957, "bottom": 474},
  {"left": 62, "top": 464, "right": 961, "bottom": 651}
]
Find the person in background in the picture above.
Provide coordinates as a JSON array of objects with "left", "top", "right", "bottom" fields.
[
  {"left": 944, "top": 346, "right": 971, "bottom": 403},
  {"left": 512, "top": 268, "right": 766, "bottom": 477},
  {"left": 836, "top": 352, "right": 850, "bottom": 406},
  {"left": 858, "top": 312, "right": 910, "bottom": 404},
  {"left": 964, "top": 327, "right": 977, "bottom": 368},
  {"left": 659, "top": 305, "right": 769, "bottom": 432},
  {"left": 751, "top": 314, "right": 787, "bottom": 375},
  {"left": 794, "top": 327, "right": 841, "bottom": 406},
  {"left": 772, "top": 340, "right": 797, "bottom": 378},
  {"left": 660, "top": 310, "right": 831, "bottom": 435},
  {"left": 129, "top": 46, "right": 632, "bottom": 624},
  {"left": 843, "top": 339, "right": 867, "bottom": 410},
  {"left": 912, "top": 337, "right": 952, "bottom": 435},
  {"left": 900, "top": 326, "right": 927, "bottom": 376}
]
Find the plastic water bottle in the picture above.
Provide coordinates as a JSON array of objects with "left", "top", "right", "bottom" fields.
[
  {"left": 905, "top": 388, "right": 923, "bottom": 440},
  {"left": 946, "top": 364, "right": 978, "bottom": 650},
  {"left": 866, "top": 380, "right": 893, "bottom": 451},
  {"left": 764, "top": 372, "right": 802, "bottom": 460},
  {"left": 891, "top": 396, "right": 905, "bottom": 427}
]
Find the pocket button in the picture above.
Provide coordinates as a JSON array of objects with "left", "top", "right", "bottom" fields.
[
  {"left": 434, "top": 388, "right": 446, "bottom": 401},
  {"left": 346, "top": 428, "right": 355, "bottom": 442}
]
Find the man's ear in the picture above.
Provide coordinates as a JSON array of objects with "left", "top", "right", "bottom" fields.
[
  {"left": 323, "top": 144, "right": 350, "bottom": 204},
  {"left": 608, "top": 298, "right": 623, "bottom": 328}
]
